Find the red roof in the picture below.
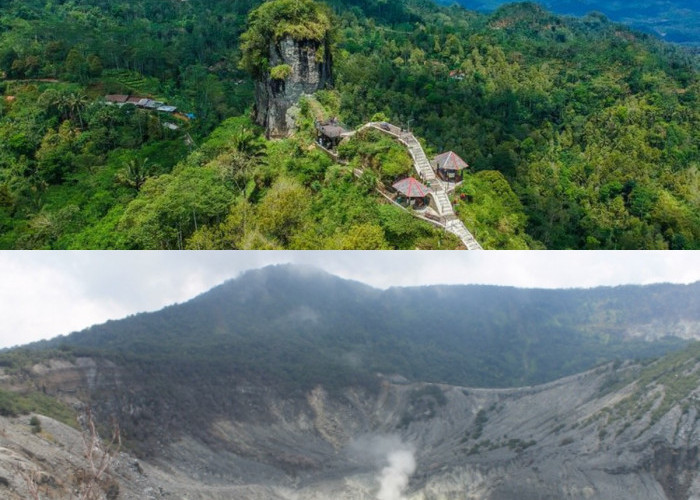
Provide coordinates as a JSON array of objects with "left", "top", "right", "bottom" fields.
[
  {"left": 434, "top": 151, "right": 469, "bottom": 171},
  {"left": 392, "top": 177, "right": 431, "bottom": 197}
]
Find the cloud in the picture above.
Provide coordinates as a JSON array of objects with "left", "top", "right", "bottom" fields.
[
  {"left": 0, "top": 254, "right": 128, "bottom": 348},
  {"left": 309, "top": 251, "right": 700, "bottom": 290}
]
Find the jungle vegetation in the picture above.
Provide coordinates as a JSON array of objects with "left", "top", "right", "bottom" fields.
[
  {"left": 239, "top": 0, "right": 334, "bottom": 77},
  {"left": 451, "top": 0, "right": 700, "bottom": 47},
  {"left": 0, "top": 0, "right": 697, "bottom": 248}
]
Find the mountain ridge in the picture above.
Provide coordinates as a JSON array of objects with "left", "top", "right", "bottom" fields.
[
  {"left": 28, "top": 266, "right": 699, "bottom": 391},
  {"left": 449, "top": 0, "right": 700, "bottom": 46},
  {"left": 1, "top": 343, "right": 698, "bottom": 499},
  {"left": 41, "top": 264, "right": 700, "bottom": 341},
  {"left": 0, "top": 266, "right": 699, "bottom": 498}
]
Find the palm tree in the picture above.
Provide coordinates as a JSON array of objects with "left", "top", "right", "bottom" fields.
[
  {"left": 66, "top": 92, "right": 89, "bottom": 129},
  {"left": 38, "top": 89, "right": 85, "bottom": 127},
  {"left": 231, "top": 127, "right": 266, "bottom": 159},
  {"left": 117, "top": 158, "right": 153, "bottom": 191}
]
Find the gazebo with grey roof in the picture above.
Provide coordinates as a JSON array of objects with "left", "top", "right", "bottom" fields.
[{"left": 316, "top": 118, "right": 352, "bottom": 150}]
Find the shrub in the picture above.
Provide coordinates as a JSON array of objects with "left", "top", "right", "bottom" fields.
[
  {"left": 240, "top": 0, "right": 333, "bottom": 77},
  {"left": 270, "top": 64, "right": 292, "bottom": 80},
  {"left": 30, "top": 415, "right": 41, "bottom": 434}
]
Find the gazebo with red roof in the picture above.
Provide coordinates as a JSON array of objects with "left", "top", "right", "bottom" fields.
[
  {"left": 433, "top": 151, "right": 469, "bottom": 182},
  {"left": 392, "top": 177, "right": 431, "bottom": 208}
]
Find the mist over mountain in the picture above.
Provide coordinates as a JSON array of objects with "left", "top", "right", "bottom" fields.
[
  {"left": 1, "top": 265, "right": 699, "bottom": 499},
  {"left": 35, "top": 264, "right": 699, "bottom": 389}
]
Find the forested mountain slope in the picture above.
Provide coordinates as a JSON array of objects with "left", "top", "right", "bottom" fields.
[
  {"left": 25, "top": 265, "right": 700, "bottom": 391},
  {"left": 1, "top": 0, "right": 698, "bottom": 248},
  {"left": 452, "top": 0, "right": 700, "bottom": 46},
  {"left": 0, "top": 268, "right": 699, "bottom": 498}
]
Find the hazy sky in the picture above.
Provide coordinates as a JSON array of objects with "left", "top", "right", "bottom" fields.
[{"left": 1, "top": 251, "right": 698, "bottom": 349}]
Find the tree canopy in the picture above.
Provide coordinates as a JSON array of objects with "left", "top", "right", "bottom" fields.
[
  {"left": 239, "top": 0, "right": 334, "bottom": 77},
  {"left": 0, "top": 0, "right": 697, "bottom": 248}
]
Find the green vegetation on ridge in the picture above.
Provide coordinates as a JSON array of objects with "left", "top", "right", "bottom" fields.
[
  {"left": 334, "top": 2, "right": 699, "bottom": 248},
  {"left": 0, "top": 0, "right": 698, "bottom": 248},
  {"left": 239, "top": 0, "right": 334, "bottom": 77},
  {"left": 0, "top": 388, "right": 77, "bottom": 427},
  {"left": 26, "top": 268, "right": 698, "bottom": 390}
]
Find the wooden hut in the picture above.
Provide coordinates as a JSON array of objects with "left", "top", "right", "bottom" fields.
[
  {"left": 392, "top": 177, "right": 431, "bottom": 208},
  {"left": 316, "top": 118, "right": 351, "bottom": 150},
  {"left": 105, "top": 94, "right": 129, "bottom": 105},
  {"left": 433, "top": 151, "right": 468, "bottom": 181}
]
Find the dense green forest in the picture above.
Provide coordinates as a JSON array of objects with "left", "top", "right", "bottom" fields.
[
  {"left": 450, "top": 1, "right": 700, "bottom": 47},
  {"left": 21, "top": 266, "right": 699, "bottom": 390},
  {"left": 0, "top": 0, "right": 698, "bottom": 248}
]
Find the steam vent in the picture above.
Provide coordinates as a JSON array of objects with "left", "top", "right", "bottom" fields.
[{"left": 240, "top": 0, "right": 333, "bottom": 138}]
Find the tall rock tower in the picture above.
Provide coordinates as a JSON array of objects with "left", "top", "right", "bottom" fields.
[
  {"left": 255, "top": 37, "right": 332, "bottom": 138},
  {"left": 240, "top": 0, "right": 333, "bottom": 138}
]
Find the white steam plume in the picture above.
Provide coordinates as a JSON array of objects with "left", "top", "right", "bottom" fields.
[
  {"left": 378, "top": 448, "right": 416, "bottom": 500},
  {"left": 347, "top": 435, "right": 416, "bottom": 500}
]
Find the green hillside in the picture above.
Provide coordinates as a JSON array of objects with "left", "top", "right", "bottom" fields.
[
  {"left": 1, "top": 0, "right": 698, "bottom": 248},
  {"left": 23, "top": 266, "right": 698, "bottom": 389},
  {"left": 450, "top": 1, "right": 700, "bottom": 47}
]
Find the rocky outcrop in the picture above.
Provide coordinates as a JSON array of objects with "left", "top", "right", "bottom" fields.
[
  {"left": 3, "top": 352, "right": 700, "bottom": 499},
  {"left": 647, "top": 442, "right": 699, "bottom": 500},
  {"left": 254, "top": 36, "right": 332, "bottom": 138}
]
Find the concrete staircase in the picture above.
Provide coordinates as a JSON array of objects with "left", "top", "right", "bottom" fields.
[
  {"left": 446, "top": 218, "right": 482, "bottom": 250},
  {"left": 363, "top": 122, "right": 483, "bottom": 250},
  {"left": 433, "top": 190, "right": 453, "bottom": 216}
]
